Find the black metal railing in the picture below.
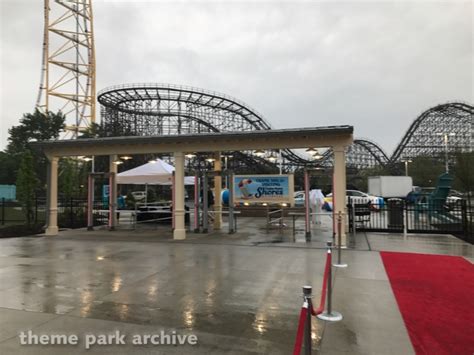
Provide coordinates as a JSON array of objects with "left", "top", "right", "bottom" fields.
[
  {"left": 348, "top": 198, "right": 472, "bottom": 243},
  {"left": 0, "top": 197, "right": 106, "bottom": 229}
]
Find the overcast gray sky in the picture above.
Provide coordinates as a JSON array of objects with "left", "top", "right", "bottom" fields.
[{"left": 1, "top": 0, "right": 472, "bottom": 155}]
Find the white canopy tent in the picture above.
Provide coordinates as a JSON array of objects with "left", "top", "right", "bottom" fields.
[{"left": 117, "top": 159, "right": 195, "bottom": 185}]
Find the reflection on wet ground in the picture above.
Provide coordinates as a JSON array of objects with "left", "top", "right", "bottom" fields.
[{"left": 0, "top": 216, "right": 471, "bottom": 354}]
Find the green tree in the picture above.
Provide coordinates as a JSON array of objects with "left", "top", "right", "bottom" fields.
[
  {"left": 16, "top": 151, "right": 39, "bottom": 225},
  {"left": 409, "top": 156, "right": 445, "bottom": 187},
  {"left": 453, "top": 152, "right": 474, "bottom": 241},
  {"left": 58, "top": 158, "right": 90, "bottom": 199},
  {"left": 78, "top": 122, "right": 100, "bottom": 139},
  {"left": 454, "top": 152, "right": 474, "bottom": 192},
  {"left": 7, "top": 109, "right": 65, "bottom": 154},
  {"left": 0, "top": 151, "right": 18, "bottom": 185},
  {"left": 3, "top": 109, "right": 65, "bottom": 190},
  {"left": 454, "top": 152, "right": 474, "bottom": 206},
  {"left": 59, "top": 158, "right": 78, "bottom": 200}
]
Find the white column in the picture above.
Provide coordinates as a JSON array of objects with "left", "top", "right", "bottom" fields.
[
  {"left": 109, "top": 155, "right": 118, "bottom": 230},
  {"left": 333, "top": 146, "right": 347, "bottom": 246},
  {"left": 173, "top": 151, "right": 186, "bottom": 239},
  {"left": 213, "top": 151, "right": 222, "bottom": 230},
  {"left": 45, "top": 156, "right": 59, "bottom": 235}
]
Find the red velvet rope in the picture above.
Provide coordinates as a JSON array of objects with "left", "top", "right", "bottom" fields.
[
  {"left": 293, "top": 250, "right": 332, "bottom": 355},
  {"left": 292, "top": 306, "right": 308, "bottom": 355},
  {"left": 312, "top": 251, "right": 331, "bottom": 316}
]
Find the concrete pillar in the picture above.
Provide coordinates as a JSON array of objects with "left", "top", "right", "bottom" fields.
[
  {"left": 173, "top": 151, "right": 186, "bottom": 239},
  {"left": 109, "top": 155, "right": 118, "bottom": 230},
  {"left": 45, "top": 156, "right": 59, "bottom": 235},
  {"left": 333, "top": 146, "right": 347, "bottom": 246},
  {"left": 213, "top": 151, "right": 222, "bottom": 230}
]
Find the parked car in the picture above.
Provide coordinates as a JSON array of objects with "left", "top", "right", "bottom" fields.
[
  {"left": 446, "top": 190, "right": 464, "bottom": 204},
  {"left": 325, "top": 190, "right": 383, "bottom": 210},
  {"left": 293, "top": 190, "right": 327, "bottom": 208},
  {"left": 294, "top": 191, "right": 305, "bottom": 207},
  {"left": 131, "top": 191, "right": 147, "bottom": 201},
  {"left": 406, "top": 188, "right": 463, "bottom": 205}
]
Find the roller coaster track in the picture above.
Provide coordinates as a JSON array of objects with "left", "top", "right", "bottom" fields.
[
  {"left": 98, "top": 83, "right": 311, "bottom": 168},
  {"left": 390, "top": 102, "right": 473, "bottom": 163},
  {"left": 98, "top": 84, "right": 473, "bottom": 170}
]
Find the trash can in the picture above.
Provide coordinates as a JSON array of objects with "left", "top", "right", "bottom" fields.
[{"left": 387, "top": 198, "right": 403, "bottom": 229}]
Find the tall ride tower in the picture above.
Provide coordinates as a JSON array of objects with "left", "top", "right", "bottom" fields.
[{"left": 36, "top": 0, "right": 96, "bottom": 137}]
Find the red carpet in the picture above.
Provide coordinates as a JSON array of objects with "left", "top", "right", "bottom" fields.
[{"left": 381, "top": 252, "right": 474, "bottom": 355}]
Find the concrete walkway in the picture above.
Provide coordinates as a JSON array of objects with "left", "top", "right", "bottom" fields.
[{"left": 0, "top": 217, "right": 471, "bottom": 354}]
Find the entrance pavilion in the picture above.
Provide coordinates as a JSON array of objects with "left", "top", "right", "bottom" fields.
[{"left": 34, "top": 126, "right": 353, "bottom": 244}]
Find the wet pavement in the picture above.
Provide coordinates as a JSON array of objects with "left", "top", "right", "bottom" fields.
[{"left": 0, "top": 216, "right": 472, "bottom": 354}]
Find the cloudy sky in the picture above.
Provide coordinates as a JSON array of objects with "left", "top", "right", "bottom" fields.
[{"left": 0, "top": 0, "right": 472, "bottom": 155}]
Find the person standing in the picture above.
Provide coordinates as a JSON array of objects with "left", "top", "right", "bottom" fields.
[{"left": 309, "top": 188, "right": 325, "bottom": 224}]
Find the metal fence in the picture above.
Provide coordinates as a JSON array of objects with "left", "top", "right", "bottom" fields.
[
  {"left": 0, "top": 197, "right": 178, "bottom": 230},
  {"left": 0, "top": 197, "right": 107, "bottom": 229},
  {"left": 2, "top": 196, "right": 473, "bottom": 243},
  {"left": 348, "top": 199, "right": 473, "bottom": 244}
]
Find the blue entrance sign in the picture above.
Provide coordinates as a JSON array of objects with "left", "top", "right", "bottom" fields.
[{"left": 233, "top": 175, "right": 294, "bottom": 204}]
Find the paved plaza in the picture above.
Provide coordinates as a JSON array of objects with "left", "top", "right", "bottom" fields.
[{"left": 0, "top": 216, "right": 472, "bottom": 354}]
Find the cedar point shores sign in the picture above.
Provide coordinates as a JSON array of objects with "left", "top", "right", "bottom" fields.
[{"left": 233, "top": 174, "right": 295, "bottom": 205}]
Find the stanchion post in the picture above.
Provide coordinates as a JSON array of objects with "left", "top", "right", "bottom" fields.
[
  {"left": 317, "top": 241, "right": 343, "bottom": 322},
  {"left": 293, "top": 215, "right": 296, "bottom": 240},
  {"left": 304, "top": 169, "right": 311, "bottom": 241},
  {"left": 303, "top": 285, "right": 312, "bottom": 355},
  {"left": 351, "top": 199, "right": 356, "bottom": 238},
  {"left": 109, "top": 172, "right": 117, "bottom": 231},
  {"left": 69, "top": 197, "right": 74, "bottom": 228},
  {"left": 228, "top": 171, "right": 235, "bottom": 234},
  {"left": 266, "top": 205, "right": 270, "bottom": 232},
  {"left": 1, "top": 197, "right": 4, "bottom": 225},
  {"left": 333, "top": 211, "right": 348, "bottom": 268},
  {"left": 331, "top": 172, "right": 336, "bottom": 240},
  {"left": 171, "top": 171, "right": 175, "bottom": 231},
  {"left": 403, "top": 201, "right": 407, "bottom": 239},
  {"left": 133, "top": 202, "right": 137, "bottom": 229},
  {"left": 280, "top": 207, "right": 284, "bottom": 230},
  {"left": 194, "top": 172, "right": 200, "bottom": 233},
  {"left": 35, "top": 196, "right": 39, "bottom": 224},
  {"left": 87, "top": 174, "right": 94, "bottom": 231},
  {"left": 202, "top": 173, "right": 209, "bottom": 233}
]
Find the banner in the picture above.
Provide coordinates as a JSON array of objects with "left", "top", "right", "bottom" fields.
[{"left": 233, "top": 175, "right": 294, "bottom": 204}]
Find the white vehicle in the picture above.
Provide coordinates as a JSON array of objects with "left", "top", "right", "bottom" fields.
[
  {"left": 446, "top": 191, "right": 463, "bottom": 204},
  {"left": 326, "top": 190, "right": 383, "bottom": 210},
  {"left": 368, "top": 176, "right": 413, "bottom": 198},
  {"left": 131, "top": 191, "right": 147, "bottom": 201},
  {"left": 347, "top": 190, "right": 380, "bottom": 205},
  {"left": 294, "top": 190, "right": 326, "bottom": 206},
  {"left": 294, "top": 191, "right": 305, "bottom": 207}
]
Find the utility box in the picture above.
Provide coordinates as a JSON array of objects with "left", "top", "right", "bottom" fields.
[
  {"left": 0, "top": 185, "right": 16, "bottom": 201},
  {"left": 368, "top": 176, "right": 413, "bottom": 198}
]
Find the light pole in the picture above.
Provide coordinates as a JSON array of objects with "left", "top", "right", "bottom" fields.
[
  {"left": 438, "top": 133, "right": 455, "bottom": 173},
  {"left": 278, "top": 149, "right": 283, "bottom": 175},
  {"left": 401, "top": 159, "right": 412, "bottom": 176}
]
